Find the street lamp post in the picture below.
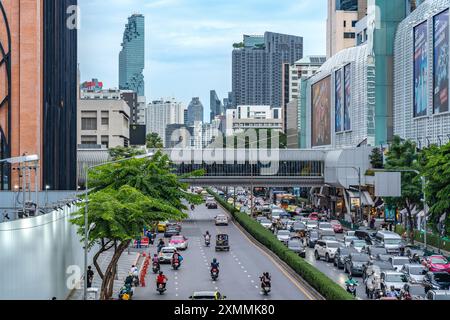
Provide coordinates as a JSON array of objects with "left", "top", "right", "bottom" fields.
[{"left": 82, "top": 152, "right": 154, "bottom": 300}]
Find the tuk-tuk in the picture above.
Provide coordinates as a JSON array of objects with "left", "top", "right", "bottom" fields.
[{"left": 215, "top": 234, "right": 230, "bottom": 252}]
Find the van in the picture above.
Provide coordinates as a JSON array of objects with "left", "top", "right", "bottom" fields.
[{"left": 375, "top": 230, "right": 403, "bottom": 254}]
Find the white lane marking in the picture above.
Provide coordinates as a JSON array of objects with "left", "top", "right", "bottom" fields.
[
  {"left": 248, "top": 275, "right": 251, "bottom": 278},
  {"left": 251, "top": 280, "right": 255, "bottom": 283},
  {"left": 176, "top": 294, "right": 179, "bottom": 297},
  {"left": 244, "top": 270, "right": 247, "bottom": 273}
]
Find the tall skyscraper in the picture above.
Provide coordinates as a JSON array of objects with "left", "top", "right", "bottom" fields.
[
  {"left": 210, "top": 90, "right": 224, "bottom": 122},
  {"left": 0, "top": 0, "right": 78, "bottom": 191},
  {"left": 326, "top": 0, "right": 367, "bottom": 58},
  {"left": 186, "top": 97, "right": 204, "bottom": 126},
  {"left": 119, "top": 14, "right": 145, "bottom": 97},
  {"left": 232, "top": 32, "right": 303, "bottom": 109}
]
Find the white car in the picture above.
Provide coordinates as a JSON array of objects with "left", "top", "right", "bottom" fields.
[
  {"left": 158, "top": 247, "right": 177, "bottom": 264},
  {"left": 344, "top": 236, "right": 359, "bottom": 247},
  {"left": 259, "top": 218, "right": 272, "bottom": 229},
  {"left": 389, "top": 256, "right": 413, "bottom": 272},
  {"left": 271, "top": 208, "right": 285, "bottom": 222},
  {"left": 306, "top": 220, "right": 318, "bottom": 231},
  {"left": 350, "top": 239, "right": 367, "bottom": 253},
  {"left": 314, "top": 240, "right": 341, "bottom": 262},
  {"left": 215, "top": 214, "right": 229, "bottom": 226},
  {"left": 318, "top": 222, "right": 334, "bottom": 232},
  {"left": 276, "top": 230, "right": 291, "bottom": 244},
  {"left": 401, "top": 264, "right": 427, "bottom": 284}
]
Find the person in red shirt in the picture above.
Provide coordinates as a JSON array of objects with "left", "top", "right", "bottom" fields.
[{"left": 156, "top": 271, "right": 168, "bottom": 289}]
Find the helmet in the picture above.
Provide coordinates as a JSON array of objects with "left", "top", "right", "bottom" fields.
[
  {"left": 213, "top": 258, "right": 217, "bottom": 263},
  {"left": 159, "top": 271, "right": 164, "bottom": 276}
]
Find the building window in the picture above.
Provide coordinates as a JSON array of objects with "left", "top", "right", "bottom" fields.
[
  {"left": 101, "top": 111, "right": 109, "bottom": 126},
  {"left": 81, "top": 135, "right": 97, "bottom": 145},
  {"left": 344, "top": 21, "right": 347, "bottom": 28},
  {"left": 101, "top": 135, "right": 109, "bottom": 148},
  {"left": 81, "top": 111, "right": 97, "bottom": 130},
  {"left": 344, "top": 32, "right": 356, "bottom": 39},
  {"left": 352, "top": 21, "right": 357, "bottom": 27}
]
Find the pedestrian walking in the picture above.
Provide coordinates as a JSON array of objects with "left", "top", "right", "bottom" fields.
[{"left": 87, "top": 266, "right": 94, "bottom": 288}]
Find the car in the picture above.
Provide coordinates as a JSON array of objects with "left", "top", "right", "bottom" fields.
[
  {"left": 346, "top": 230, "right": 356, "bottom": 237},
  {"left": 164, "top": 226, "right": 180, "bottom": 238},
  {"left": 363, "top": 245, "right": 388, "bottom": 259},
  {"left": 285, "top": 219, "right": 296, "bottom": 231},
  {"left": 330, "top": 220, "right": 344, "bottom": 233},
  {"left": 376, "top": 253, "right": 393, "bottom": 262},
  {"left": 308, "top": 212, "right": 319, "bottom": 221},
  {"left": 157, "top": 221, "right": 169, "bottom": 232},
  {"left": 314, "top": 240, "right": 341, "bottom": 262},
  {"left": 319, "top": 229, "right": 337, "bottom": 241},
  {"left": 350, "top": 239, "right": 367, "bottom": 253},
  {"left": 215, "top": 214, "right": 229, "bottom": 226},
  {"left": 400, "top": 264, "right": 427, "bottom": 284},
  {"left": 374, "top": 230, "right": 404, "bottom": 254},
  {"left": 291, "top": 221, "right": 307, "bottom": 233},
  {"left": 404, "top": 245, "right": 425, "bottom": 259},
  {"left": 344, "top": 253, "right": 371, "bottom": 276},
  {"left": 277, "top": 230, "right": 291, "bottom": 244},
  {"left": 425, "top": 290, "right": 450, "bottom": 300},
  {"left": 259, "top": 218, "right": 272, "bottom": 229},
  {"left": 344, "top": 236, "right": 358, "bottom": 247},
  {"left": 307, "top": 230, "right": 320, "bottom": 248},
  {"left": 189, "top": 291, "right": 226, "bottom": 300},
  {"left": 380, "top": 271, "right": 409, "bottom": 294},
  {"left": 271, "top": 208, "right": 286, "bottom": 221},
  {"left": 318, "top": 222, "right": 334, "bottom": 232},
  {"left": 422, "top": 255, "right": 450, "bottom": 273},
  {"left": 363, "top": 261, "right": 395, "bottom": 281},
  {"left": 288, "top": 239, "right": 306, "bottom": 258},
  {"left": 206, "top": 201, "right": 218, "bottom": 209},
  {"left": 334, "top": 247, "right": 357, "bottom": 269},
  {"left": 167, "top": 221, "right": 182, "bottom": 232},
  {"left": 408, "top": 284, "right": 428, "bottom": 300},
  {"left": 158, "top": 247, "right": 177, "bottom": 263},
  {"left": 423, "top": 272, "right": 450, "bottom": 293},
  {"left": 354, "top": 229, "right": 376, "bottom": 245},
  {"left": 306, "top": 220, "right": 318, "bottom": 231},
  {"left": 169, "top": 235, "right": 189, "bottom": 250},
  {"left": 389, "top": 256, "right": 412, "bottom": 272}
]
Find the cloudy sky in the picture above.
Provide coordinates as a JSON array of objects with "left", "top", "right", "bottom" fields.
[{"left": 78, "top": 0, "right": 327, "bottom": 121}]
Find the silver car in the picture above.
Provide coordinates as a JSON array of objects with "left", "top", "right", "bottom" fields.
[
  {"left": 259, "top": 218, "right": 272, "bottom": 229},
  {"left": 401, "top": 264, "right": 427, "bottom": 284},
  {"left": 277, "top": 230, "right": 291, "bottom": 244},
  {"left": 380, "top": 271, "right": 409, "bottom": 294},
  {"left": 389, "top": 256, "right": 411, "bottom": 272}
]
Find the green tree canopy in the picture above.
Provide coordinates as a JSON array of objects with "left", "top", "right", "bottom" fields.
[
  {"left": 370, "top": 148, "right": 384, "bottom": 169},
  {"left": 146, "top": 132, "right": 164, "bottom": 149},
  {"left": 108, "top": 146, "right": 145, "bottom": 160}
]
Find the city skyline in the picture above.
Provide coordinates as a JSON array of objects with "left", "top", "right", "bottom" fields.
[{"left": 78, "top": 0, "right": 327, "bottom": 121}]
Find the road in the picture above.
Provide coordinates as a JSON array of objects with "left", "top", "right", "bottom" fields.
[{"left": 134, "top": 204, "right": 315, "bottom": 300}]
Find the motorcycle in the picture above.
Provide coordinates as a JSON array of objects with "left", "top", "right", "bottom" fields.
[
  {"left": 261, "top": 281, "right": 271, "bottom": 296},
  {"left": 211, "top": 268, "right": 219, "bottom": 281},
  {"left": 118, "top": 284, "right": 133, "bottom": 300},
  {"left": 157, "top": 283, "right": 167, "bottom": 295},
  {"left": 205, "top": 237, "right": 211, "bottom": 247},
  {"left": 152, "top": 262, "right": 160, "bottom": 274},
  {"left": 346, "top": 283, "right": 358, "bottom": 297},
  {"left": 132, "top": 275, "right": 140, "bottom": 287}
]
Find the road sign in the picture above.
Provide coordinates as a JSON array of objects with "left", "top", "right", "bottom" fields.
[{"left": 375, "top": 172, "right": 401, "bottom": 197}]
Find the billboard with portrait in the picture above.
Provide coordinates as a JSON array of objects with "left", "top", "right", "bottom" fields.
[
  {"left": 414, "top": 21, "right": 428, "bottom": 117},
  {"left": 335, "top": 69, "right": 343, "bottom": 132},
  {"left": 433, "top": 10, "right": 449, "bottom": 114},
  {"left": 344, "top": 64, "right": 351, "bottom": 131},
  {"left": 311, "top": 76, "right": 331, "bottom": 147}
]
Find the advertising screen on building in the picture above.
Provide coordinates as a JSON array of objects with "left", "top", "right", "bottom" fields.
[
  {"left": 344, "top": 64, "right": 351, "bottom": 131},
  {"left": 433, "top": 10, "right": 449, "bottom": 114},
  {"left": 335, "top": 69, "right": 343, "bottom": 132},
  {"left": 311, "top": 76, "right": 331, "bottom": 147},
  {"left": 414, "top": 21, "right": 428, "bottom": 118}
]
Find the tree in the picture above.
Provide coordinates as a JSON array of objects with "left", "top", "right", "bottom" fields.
[
  {"left": 109, "top": 146, "right": 145, "bottom": 160},
  {"left": 146, "top": 132, "right": 164, "bottom": 149},
  {"left": 72, "top": 151, "right": 203, "bottom": 299},
  {"left": 384, "top": 136, "right": 422, "bottom": 244},
  {"left": 420, "top": 142, "right": 450, "bottom": 235},
  {"left": 370, "top": 148, "right": 384, "bottom": 169}
]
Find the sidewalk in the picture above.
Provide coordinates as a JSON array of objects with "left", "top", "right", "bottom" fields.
[{"left": 67, "top": 245, "right": 145, "bottom": 300}]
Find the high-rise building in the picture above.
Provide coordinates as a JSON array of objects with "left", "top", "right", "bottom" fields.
[
  {"left": 232, "top": 32, "right": 303, "bottom": 109},
  {"left": 146, "top": 98, "right": 186, "bottom": 147},
  {"left": 0, "top": 0, "right": 78, "bottom": 191},
  {"left": 186, "top": 97, "right": 204, "bottom": 126},
  {"left": 210, "top": 90, "right": 224, "bottom": 122},
  {"left": 223, "top": 92, "right": 235, "bottom": 110},
  {"left": 119, "top": 14, "right": 145, "bottom": 97},
  {"left": 326, "top": 0, "right": 367, "bottom": 58}
]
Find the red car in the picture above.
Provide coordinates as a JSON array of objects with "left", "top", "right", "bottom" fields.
[
  {"left": 308, "top": 213, "right": 319, "bottom": 221},
  {"left": 422, "top": 255, "right": 450, "bottom": 273},
  {"left": 330, "top": 220, "right": 344, "bottom": 233}
]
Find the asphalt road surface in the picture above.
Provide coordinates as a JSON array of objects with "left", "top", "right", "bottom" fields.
[{"left": 134, "top": 204, "right": 314, "bottom": 300}]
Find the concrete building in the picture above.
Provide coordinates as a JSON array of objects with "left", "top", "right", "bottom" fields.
[
  {"left": 78, "top": 94, "right": 130, "bottom": 148},
  {"left": 146, "top": 98, "right": 186, "bottom": 147},
  {"left": 186, "top": 97, "right": 204, "bottom": 126},
  {"left": 225, "top": 105, "right": 283, "bottom": 136},
  {"left": 326, "top": 0, "right": 367, "bottom": 58},
  {"left": 0, "top": 0, "right": 78, "bottom": 191},
  {"left": 232, "top": 32, "right": 303, "bottom": 109},
  {"left": 119, "top": 14, "right": 145, "bottom": 97},
  {"left": 394, "top": 0, "right": 450, "bottom": 147}
]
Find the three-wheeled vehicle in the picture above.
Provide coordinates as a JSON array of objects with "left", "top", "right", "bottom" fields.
[{"left": 215, "top": 234, "right": 230, "bottom": 252}]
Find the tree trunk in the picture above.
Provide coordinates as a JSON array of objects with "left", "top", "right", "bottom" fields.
[
  {"left": 93, "top": 239, "right": 114, "bottom": 281},
  {"left": 99, "top": 240, "right": 131, "bottom": 300}
]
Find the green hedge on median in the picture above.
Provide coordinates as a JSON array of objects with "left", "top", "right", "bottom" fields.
[
  {"left": 394, "top": 225, "right": 450, "bottom": 254},
  {"left": 208, "top": 189, "right": 354, "bottom": 301}
]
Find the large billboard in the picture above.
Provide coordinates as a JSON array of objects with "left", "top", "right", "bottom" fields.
[
  {"left": 335, "top": 69, "right": 343, "bottom": 133},
  {"left": 344, "top": 64, "right": 351, "bottom": 131},
  {"left": 414, "top": 21, "right": 429, "bottom": 118},
  {"left": 311, "top": 76, "right": 331, "bottom": 147},
  {"left": 433, "top": 10, "right": 449, "bottom": 114}
]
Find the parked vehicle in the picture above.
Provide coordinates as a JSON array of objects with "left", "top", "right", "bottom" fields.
[
  {"left": 422, "top": 255, "right": 450, "bottom": 273},
  {"left": 288, "top": 239, "right": 306, "bottom": 258},
  {"left": 334, "top": 247, "right": 357, "bottom": 269},
  {"left": 314, "top": 240, "right": 341, "bottom": 262},
  {"left": 380, "top": 271, "right": 409, "bottom": 295},
  {"left": 374, "top": 231, "right": 404, "bottom": 254},
  {"left": 423, "top": 272, "right": 450, "bottom": 293},
  {"left": 400, "top": 264, "right": 427, "bottom": 284},
  {"left": 344, "top": 253, "right": 371, "bottom": 276}
]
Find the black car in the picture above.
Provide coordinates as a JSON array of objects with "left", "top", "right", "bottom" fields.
[
  {"left": 344, "top": 253, "right": 371, "bottom": 276},
  {"left": 423, "top": 272, "right": 450, "bottom": 293},
  {"left": 206, "top": 202, "right": 218, "bottom": 209},
  {"left": 308, "top": 230, "right": 320, "bottom": 248},
  {"left": 164, "top": 227, "right": 180, "bottom": 238},
  {"left": 334, "top": 247, "right": 357, "bottom": 269}
]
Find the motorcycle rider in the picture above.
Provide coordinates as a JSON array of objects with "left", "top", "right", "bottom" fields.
[
  {"left": 156, "top": 271, "right": 168, "bottom": 290},
  {"left": 204, "top": 231, "right": 211, "bottom": 245},
  {"left": 152, "top": 254, "right": 160, "bottom": 271},
  {"left": 345, "top": 275, "right": 358, "bottom": 296},
  {"left": 157, "top": 238, "right": 165, "bottom": 253},
  {"left": 386, "top": 285, "right": 400, "bottom": 298},
  {"left": 260, "top": 272, "right": 271, "bottom": 291},
  {"left": 210, "top": 258, "right": 220, "bottom": 275},
  {"left": 172, "top": 250, "right": 183, "bottom": 267}
]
